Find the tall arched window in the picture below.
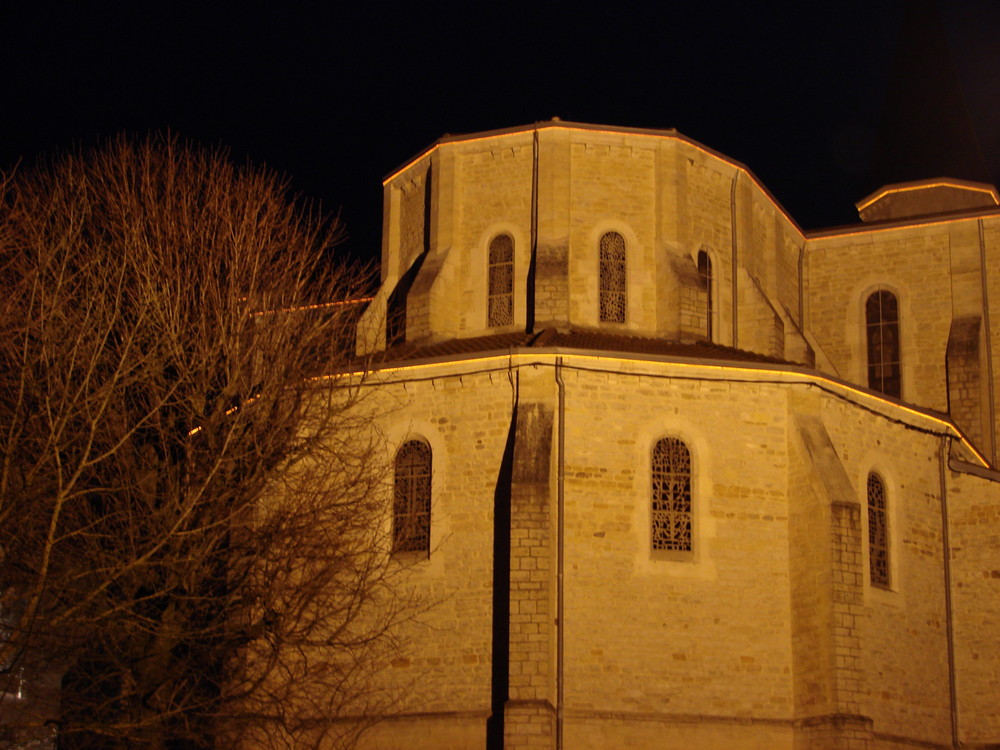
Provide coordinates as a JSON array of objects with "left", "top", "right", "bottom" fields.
[
  {"left": 393, "top": 440, "right": 432, "bottom": 555},
  {"left": 599, "top": 231, "right": 627, "bottom": 323},
  {"left": 866, "top": 289, "right": 900, "bottom": 397},
  {"left": 867, "top": 471, "right": 889, "bottom": 587},
  {"left": 698, "top": 250, "right": 713, "bottom": 341},
  {"left": 651, "top": 437, "right": 693, "bottom": 554},
  {"left": 488, "top": 234, "right": 514, "bottom": 327}
]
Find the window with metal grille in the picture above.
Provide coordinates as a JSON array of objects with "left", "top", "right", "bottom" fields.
[
  {"left": 599, "top": 231, "right": 626, "bottom": 323},
  {"left": 488, "top": 234, "right": 514, "bottom": 326},
  {"left": 651, "top": 437, "right": 693, "bottom": 553},
  {"left": 698, "top": 249, "right": 713, "bottom": 341},
  {"left": 866, "top": 289, "right": 900, "bottom": 397},
  {"left": 394, "top": 440, "right": 431, "bottom": 555},
  {"left": 868, "top": 472, "right": 889, "bottom": 587}
]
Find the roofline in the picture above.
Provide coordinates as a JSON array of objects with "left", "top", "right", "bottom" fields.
[
  {"left": 381, "top": 120, "right": 807, "bottom": 238},
  {"left": 381, "top": 122, "right": 1000, "bottom": 241},
  {"left": 949, "top": 458, "right": 1000, "bottom": 482},
  {"left": 855, "top": 177, "right": 1000, "bottom": 213},
  {"left": 805, "top": 203, "right": 1000, "bottom": 240},
  {"left": 327, "top": 346, "right": 986, "bottom": 467}
]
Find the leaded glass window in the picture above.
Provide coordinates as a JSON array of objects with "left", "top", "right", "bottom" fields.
[
  {"left": 488, "top": 234, "right": 514, "bottom": 327},
  {"left": 394, "top": 440, "right": 431, "bottom": 554},
  {"left": 868, "top": 472, "right": 889, "bottom": 587},
  {"left": 866, "top": 289, "right": 900, "bottom": 397},
  {"left": 651, "top": 437, "right": 692, "bottom": 553},
  {"left": 599, "top": 231, "right": 626, "bottom": 323}
]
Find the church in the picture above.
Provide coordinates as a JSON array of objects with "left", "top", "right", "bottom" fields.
[{"left": 350, "top": 121, "right": 1000, "bottom": 750}]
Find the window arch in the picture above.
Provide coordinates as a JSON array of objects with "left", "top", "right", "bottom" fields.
[
  {"left": 488, "top": 234, "right": 514, "bottom": 327},
  {"left": 599, "top": 231, "right": 627, "bottom": 323},
  {"left": 867, "top": 471, "right": 889, "bottom": 587},
  {"left": 393, "top": 440, "right": 432, "bottom": 555},
  {"left": 865, "top": 289, "right": 900, "bottom": 397},
  {"left": 651, "top": 437, "right": 693, "bottom": 554},
  {"left": 697, "top": 249, "right": 713, "bottom": 341}
]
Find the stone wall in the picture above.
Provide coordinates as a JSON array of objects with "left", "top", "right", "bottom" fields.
[
  {"left": 805, "top": 226, "right": 953, "bottom": 410},
  {"left": 354, "top": 123, "right": 1000, "bottom": 750},
  {"left": 355, "top": 367, "right": 517, "bottom": 748},
  {"left": 372, "top": 125, "right": 797, "bottom": 356},
  {"left": 949, "top": 464, "right": 1000, "bottom": 745},
  {"left": 351, "top": 355, "right": 995, "bottom": 749}
]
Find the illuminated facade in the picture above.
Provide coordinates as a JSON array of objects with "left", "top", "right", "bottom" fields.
[{"left": 354, "top": 122, "right": 1000, "bottom": 750}]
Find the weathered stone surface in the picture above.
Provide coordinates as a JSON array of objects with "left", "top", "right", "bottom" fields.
[{"left": 344, "top": 123, "right": 1000, "bottom": 750}]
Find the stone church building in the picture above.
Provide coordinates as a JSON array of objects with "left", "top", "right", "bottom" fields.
[{"left": 351, "top": 121, "right": 1000, "bottom": 749}]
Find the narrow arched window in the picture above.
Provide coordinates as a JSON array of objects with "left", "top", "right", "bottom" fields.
[
  {"left": 651, "top": 437, "right": 692, "bottom": 553},
  {"left": 394, "top": 440, "right": 432, "bottom": 555},
  {"left": 698, "top": 250, "right": 713, "bottom": 341},
  {"left": 599, "top": 231, "right": 627, "bottom": 323},
  {"left": 867, "top": 472, "right": 889, "bottom": 587},
  {"left": 866, "top": 289, "right": 900, "bottom": 397},
  {"left": 488, "top": 234, "right": 514, "bottom": 327}
]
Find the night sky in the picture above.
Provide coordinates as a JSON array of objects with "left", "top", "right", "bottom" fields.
[{"left": 3, "top": 1, "right": 1000, "bottom": 266}]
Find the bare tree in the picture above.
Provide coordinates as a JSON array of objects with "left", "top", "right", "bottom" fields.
[{"left": 0, "top": 136, "right": 403, "bottom": 749}]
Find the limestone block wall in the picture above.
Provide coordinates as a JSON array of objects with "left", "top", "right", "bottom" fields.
[
  {"left": 981, "top": 217, "right": 1000, "bottom": 465},
  {"left": 533, "top": 129, "right": 572, "bottom": 328},
  {"left": 370, "top": 125, "right": 805, "bottom": 362},
  {"left": 665, "top": 140, "right": 738, "bottom": 346},
  {"left": 805, "top": 226, "right": 953, "bottom": 410},
  {"left": 737, "top": 188, "right": 807, "bottom": 361},
  {"left": 787, "top": 393, "right": 956, "bottom": 750},
  {"left": 558, "top": 368, "right": 794, "bottom": 749},
  {"left": 738, "top": 270, "right": 785, "bottom": 359},
  {"left": 346, "top": 353, "right": 996, "bottom": 750},
  {"left": 946, "top": 315, "right": 986, "bottom": 451},
  {"left": 788, "top": 411, "right": 838, "bottom": 727},
  {"left": 789, "top": 404, "right": 869, "bottom": 750},
  {"left": 807, "top": 212, "right": 1000, "bottom": 468},
  {"left": 949, "top": 465, "right": 1000, "bottom": 745},
  {"left": 675, "top": 255, "right": 710, "bottom": 340},
  {"left": 355, "top": 367, "right": 517, "bottom": 750},
  {"left": 565, "top": 132, "right": 658, "bottom": 332},
  {"left": 671, "top": 143, "right": 806, "bottom": 354},
  {"left": 505, "top": 387, "right": 558, "bottom": 750},
  {"left": 819, "top": 397, "right": 953, "bottom": 747},
  {"left": 453, "top": 135, "right": 533, "bottom": 334}
]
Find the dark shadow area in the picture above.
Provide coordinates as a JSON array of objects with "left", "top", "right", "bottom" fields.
[
  {"left": 525, "top": 242, "right": 536, "bottom": 336},
  {"left": 485, "top": 388, "right": 517, "bottom": 750},
  {"left": 385, "top": 251, "right": 425, "bottom": 347},
  {"left": 525, "top": 134, "right": 537, "bottom": 335},
  {"left": 386, "top": 163, "right": 433, "bottom": 347}
]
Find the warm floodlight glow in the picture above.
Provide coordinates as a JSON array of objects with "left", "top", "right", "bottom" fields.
[
  {"left": 809, "top": 213, "right": 994, "bottom": 240},
  {"left": 188, "top": 395, "right": 260, "bottom": 436},
  {"left": 856, "top": 181, "right": 1000, "bottom": 213},
  {"left": 249, "top": 297, "right": 373, "bottom": 317},
  {"left": 331, "top": 351, "right": 987, "bottom": 467},
  {"left": 380, "top": 124, "right": 804, "bottom": 238}
]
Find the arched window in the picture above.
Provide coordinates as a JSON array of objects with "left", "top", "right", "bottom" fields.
[
  {"left": 867, "top": 472, "right": 889, "bottom": 587},
  {"left": 599, "top": 231, "right": 627, "bottom": 323},
  {"left": 866, "top": 289, "right": 900, "bottom": 397},
  {"left": 393, "top": 440, "right": 432, "bottom": 555},
  {"left": 698, "top": 250, "right": 713, "bottom": 341},
  {"left": 651, "top": 437, "right": 693, "bottom": 553},
  {"left": 488, "top": 234, "right": 514, "bottom": 327}
]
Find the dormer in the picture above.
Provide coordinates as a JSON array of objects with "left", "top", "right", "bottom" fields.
[{"left": 856, "top": 178, "right": 1000, "bottom": 223}]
